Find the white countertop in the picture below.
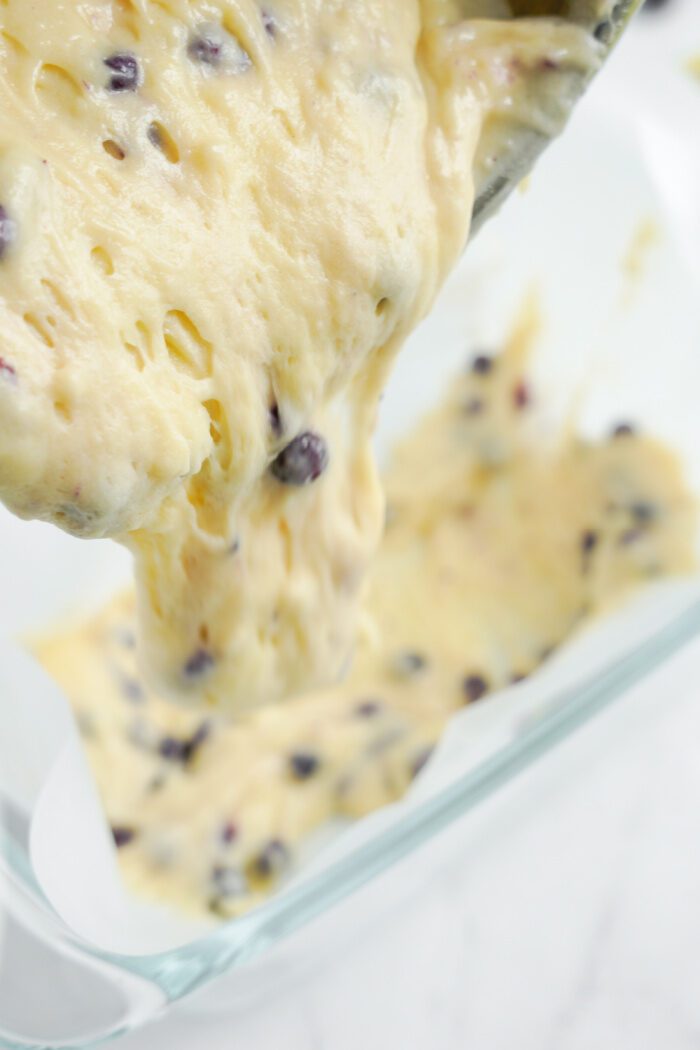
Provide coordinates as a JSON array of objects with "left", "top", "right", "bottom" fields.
[{"left": 107, "top": 3, "right": 700, "bottom": 1048}]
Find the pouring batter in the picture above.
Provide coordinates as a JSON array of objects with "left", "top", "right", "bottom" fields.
[
  {"left": 0, "top": 1, "right": 599, "bottom": 711},
  {"left": 37, "top": 319, "right": 696, "bottom": 918}
]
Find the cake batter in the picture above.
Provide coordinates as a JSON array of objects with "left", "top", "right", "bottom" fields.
[
  {"left": 37, "top": 320, "right": 696, "bottom": 918},
  {"left": 0, "top": 1, "right": 599, "bottom": 710}
]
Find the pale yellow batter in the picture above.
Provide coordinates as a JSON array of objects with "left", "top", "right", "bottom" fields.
[
  {"left": 0, "top": 1, "right": 599, "bottom": 711},
  {"left": 37, "top": 320, "right": 697, "bottom": 919}
]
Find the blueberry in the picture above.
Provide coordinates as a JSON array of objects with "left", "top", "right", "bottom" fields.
[
  {"left": 643, "top": 0, "right": 673, "bottom": 9},
  {"left": 188, "top": 30, "right": 224, "bottom": 66},
  {"left": 289, "top": 750, "right": 321, "bottom": 780},
  {"left": 183, "top": 648, "right": 215, "bottom": 677},
  {"left": 611, "top": 422, "right": 636, "bottom": 439},
  {"left": 0, "top": 206, "right": 16, "bottom": 260},
  {"left": 513, "top": 381, "right": 531, "bottom": 410},
  {"left": 261, "top": 9, "right": 278, "bottom": 36},
  {"left": 593, "top": 21, "right": 612, "bottom": 43},
  {"left": 462, "top": 674, "right": 489, "bottom": 703},
  {"left": 393, "top": 651, "right": 427, "bottom": 677},
  {"left": 159, "top": 736, "right": 188, "bottom": 761},
  {"left": 0, "top": 356, "right": 17, "bottom": 382},
  {"left": 471, "top": 354, "right": 495, "bottom": 375},
  {"left": 159, "top": 723, "right": 210, "bottom": 763},
  {"left": 630, "top": 501, "right": 656, "bottom": 524},
  {"left": 104, "top": 52, "right": 142, "bottom": 92},
  {"left": 112, "top": 826, "right": 136, "bottom": 848},
  {"left": 188, "top": 24, "right": 252, "bottom": 73},
  {"left": 220, "top": 820, "right": 239, "bottom": 845},
  {"left": 580, "top": 529, "right": 599, "bottom": 555},
  {"left": 355, "top": 699, "right": 383, "bottom": 718},
  {"left": 270, "top": 431, "right": 328, "bottom": 485},
  {"left": 269, "top": 401, "right": 282, "bottom": 436},
  {"left": 252, "top": 838, "right": 290, "bottom": 879},
  {"left": 211, "top": 864, "right": 247, "bottom": 898},
  {"left": 182, "top": 722, "right": 211, "bottom": 763}
]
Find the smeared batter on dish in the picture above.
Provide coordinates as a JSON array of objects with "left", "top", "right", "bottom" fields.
[
  {"left": 37, "top": 319, "right": 696, "bottom": 919},
  {"left": 0, "top": 1, "right": 600, "bottom": 711}
]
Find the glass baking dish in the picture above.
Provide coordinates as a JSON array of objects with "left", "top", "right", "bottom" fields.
[{"left": 2, "top": 18, "right": 700, "bottom": 1046}]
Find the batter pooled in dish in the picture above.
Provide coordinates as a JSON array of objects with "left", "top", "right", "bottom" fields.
[
  {"left": 0, "top": 1, "right": 599, "bottom": 710},
  {"left": 37, "top": 320, "right": 696, "bottom": 919}
]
